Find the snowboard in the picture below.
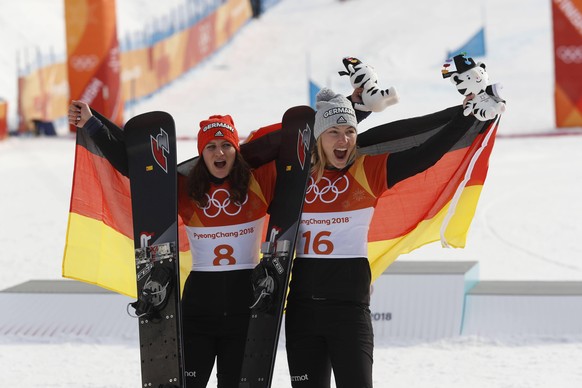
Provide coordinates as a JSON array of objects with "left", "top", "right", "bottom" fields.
[
  {"left": 125, "top": 111, "right": 184, "bottom": 388},
  {"left": 239, "top": 106, "right": 315, "bottom": 388}
]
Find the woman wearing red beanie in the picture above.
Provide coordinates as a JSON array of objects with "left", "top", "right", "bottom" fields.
[
  {"left": 68, "top": 104, "right": 278, "bottom": 387},
  {"left": 178, "top": 114, "right": 278, "bottom": 388}
]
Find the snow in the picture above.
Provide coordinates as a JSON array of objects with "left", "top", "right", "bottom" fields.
[{"left": 1, "top": 0, "right": 582, "bottom": 387}]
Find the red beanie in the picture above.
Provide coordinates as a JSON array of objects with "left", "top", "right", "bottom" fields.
[{"left": 197, "top": 115, "right": 240, "bottom": 155}]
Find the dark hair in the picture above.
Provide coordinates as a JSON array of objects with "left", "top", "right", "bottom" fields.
[{"left": 188, "top": 152, "right": 251, "bottom": 208}]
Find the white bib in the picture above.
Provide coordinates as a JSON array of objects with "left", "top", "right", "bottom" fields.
[
  {"left": 185, "top": 217, "right": 265, "bottom": 271},
  {"left": 296, "top": 208, "right": 373, "bottom": 259}
]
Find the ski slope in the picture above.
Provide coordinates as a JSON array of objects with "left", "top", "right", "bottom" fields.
[{"left": 1, "top": 0, "right": 582, "bottom": 387}]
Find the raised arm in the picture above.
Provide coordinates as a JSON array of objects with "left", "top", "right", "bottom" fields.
[
  {"left": 69, "top": 101, "right": 129, "bottom": 176},
  {"left": 385, "top": 106, "right": 477, "bottom": 188},
  {"left": 357, "top": 105, "right": 486, "bottom": 189}
]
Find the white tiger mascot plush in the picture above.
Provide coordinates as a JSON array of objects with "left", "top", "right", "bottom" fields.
[
  {"left": 442, "top": 54, "right": 506, "bottom": 121},
  {"left": 338, "top": 56, "right": 399, "bottom": 113}
]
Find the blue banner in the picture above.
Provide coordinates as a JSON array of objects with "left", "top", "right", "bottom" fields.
[
  {"left": 309, "top": 79, "right": 321, "bottom": 109},
  {"left": 447, "top": 27, "right": 486, "bottom": 59}
]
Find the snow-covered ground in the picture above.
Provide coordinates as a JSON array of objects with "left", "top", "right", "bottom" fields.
[{"left": 2, "top": 0, "right": 582, "bottom": 387}]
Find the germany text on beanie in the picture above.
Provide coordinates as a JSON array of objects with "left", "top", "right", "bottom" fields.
[
  {"left": 314, "top": 88, "right": 357, "bottom": 139},
  {"left": 197, "top": 115, "right": 240, "bottom": 155}
]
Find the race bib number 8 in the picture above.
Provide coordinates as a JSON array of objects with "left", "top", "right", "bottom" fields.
[
  {"left": 185, "top": 218, "right": 264, "bottom": 271},
  {"left": 213, "top": 244, "right": 236, "bottom": 266}
]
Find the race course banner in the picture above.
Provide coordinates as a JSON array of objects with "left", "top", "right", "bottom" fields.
[
  {"left": 65, "top": 0, "right": 123, "bottom": 130},
  {"left": 552, "top": 0, "right": 582, "bottom": 127}
]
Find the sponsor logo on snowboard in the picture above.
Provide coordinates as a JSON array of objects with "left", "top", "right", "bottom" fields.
[
  {"left": 140, "top": 232, "right": 153, "bottom": 248},
  {"left": 297, "top": 123, "right": 312, "bottom": 170},
  {"left": 150, "top": 127, "right": 170, "bottom": 173}
]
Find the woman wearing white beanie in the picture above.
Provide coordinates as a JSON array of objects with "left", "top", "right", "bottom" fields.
[{"left": 285, "top": 87, "right": 481, "bottom": 387}]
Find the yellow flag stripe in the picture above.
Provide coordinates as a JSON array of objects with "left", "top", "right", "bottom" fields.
[
  {"left": 62, "top": 212, "right": 136, "bottom": 297},
  {"left": 369, "top": 184, "right": 483, "bottom": 282},
  {"left": 63, "top": 212, "right": 194, "bottom": 297}
]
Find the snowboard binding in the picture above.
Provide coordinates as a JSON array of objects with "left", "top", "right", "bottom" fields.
[
  {"left": 250, "top": 261, "right": 278, "bottom": 312},
  {"left": 249, "top": 239, "right": 291, "bottom": 312},
  {"left": 129, "top": 266, "right": 173, "bottom": 320}
]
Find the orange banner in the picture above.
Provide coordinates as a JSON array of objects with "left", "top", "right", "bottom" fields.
[
  {"left": 18, "top": 0, "right": 252, "bottom": 132},
  {"left": 17, "top": 63, "right": 69, "bottom": 132},
  {"left": 0, "top": 100, "right": 7, "bottom": 139},
  {"left": 181, "top": 15, "right": 217, "bottom": 75},
  {"left": 215, "top": 0, "right": 253, "bottom": 47},
  {"left": 119, "top": 21, "right": 211, "bottom": 104},
  {"left": 552, "top": 0, "right": 582, "bottom": 127},
  {"left": 65, "top": 0, "right": 123, "bottom": 129},
  {"left": 120, "top": 0, "right": 252, "bottom": 104}
]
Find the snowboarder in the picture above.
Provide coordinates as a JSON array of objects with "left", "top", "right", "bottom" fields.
[{"left": 284, "top": 87, "right": 491, "bottom": 387}]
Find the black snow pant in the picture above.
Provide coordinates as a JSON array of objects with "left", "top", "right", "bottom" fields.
[
  {"left": 285, "top": 299, "right": 374, "bottom": 388},
  {"left": 181, "top": 269, "right": 253, "bottom": 387},
  {"left": 182, "top": 313, "right": 249, "bottom": 388}
]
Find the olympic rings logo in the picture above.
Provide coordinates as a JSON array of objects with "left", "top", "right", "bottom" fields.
[
  {"left": 71, "top": 55, "right": 99, "bottom": 72},
  {"left": 200, "top": 189, "right": 248, "bottom": 218},
  {"left": 305, "top": 176, "right": 349, "bottom": 204},
  {"left": 556, "top": 46, "right": 582, "bottom": 64}
]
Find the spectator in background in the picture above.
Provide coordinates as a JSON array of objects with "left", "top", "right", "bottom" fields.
[{"left": 250, "top": 0, "right": 261, "bottom": 18}]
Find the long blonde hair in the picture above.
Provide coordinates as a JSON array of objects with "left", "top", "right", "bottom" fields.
[{"left": 310, "top": 136, "right": 358, "bottom": 183}]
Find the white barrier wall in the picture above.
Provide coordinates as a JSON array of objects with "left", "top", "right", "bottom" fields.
[
  {"left": 462, "top": 281, "right": 582, "bottom": 336},
  {"left": 0, "top": 280, "right": 136, "bottom": 339},
  {"left": 370, "top": 261, "right": 479, "bottom": 341},
  {"left": 5, "top": 274, "right": 582, "bottom": 342}
]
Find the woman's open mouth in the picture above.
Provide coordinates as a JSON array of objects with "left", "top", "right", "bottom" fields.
[{"left": 334, "top": 149, "right": 348, "bottom": 160}]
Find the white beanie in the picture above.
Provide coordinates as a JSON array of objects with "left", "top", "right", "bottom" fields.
[{"left": 314, "top": 88, "right": 358, "bottom": 139}]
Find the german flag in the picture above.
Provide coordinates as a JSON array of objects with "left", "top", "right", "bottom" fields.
[
  {"left": 62, "top": 105, "right": 498, "bottom": 295},
  {"left": 62, "top": 112, "right": 191, "bottom": 298},
  {"left": 61, "top": 118, "right": 136, "bottom": 296},
  {"left": 357, "top": 106, "right": 499, "bottom": 281}
]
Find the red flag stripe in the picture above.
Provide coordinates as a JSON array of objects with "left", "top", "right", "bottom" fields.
[{"left": 69, "top": 144, "right": 133, "bottom": 239}]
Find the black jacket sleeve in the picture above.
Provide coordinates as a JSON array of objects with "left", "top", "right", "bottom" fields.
[
  {"left": 240, "top": 129, "right": 282, "bottom": 169},
  {"left": 386, "top": 107, "right": 476, "bottom": 188},
  {"left": 83, "top": 110, "right": 130, "bottom": 177},
  {"left": 357, "top": 106, "right": 478, "bottom": 189}
]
